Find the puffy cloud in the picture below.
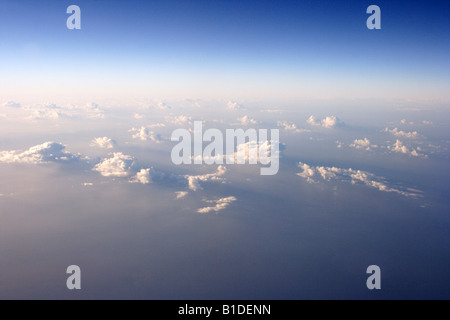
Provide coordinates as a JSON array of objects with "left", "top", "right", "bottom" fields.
[
  {"left": 0, "top": 142, "right": 80, "bottom": 164},
  {"left": 385, "top": 127, "right": 418, "bottom": 138},
  {"left": 129, "top": 126, "right": 161, "bottom": 142},
  {"left": 134, "top": 113, "right": 144, "bottom": 119},
  {"left": 185, "top": 165, "right": 227, "bottom": 191},
  {"left": 130, "top": 168, "right": 151, "bottom": 184},
  {"left": 170, "top": 115, "right": 192, "bottom": 125},
  {"left": 389, "top": 140, "right": 423, "bottom": 157},
  {"left": 349, "top": 138, "right": 377, "bottom": 151},
  {"left": 307, "top": 115, "right": 341, "bottom": 128},
  {"left": 83, "top": 182, "right": 94, "bottom": 186},
  {"left": 227, "top": 101, "right": 242, "bottom": 110},
  {"left": 197, "top": 196, "right": 237, "bottom": 214},
  {"left": 277, "top": 121, "right": 310, "bottom": 133},
  {"left": 297, "top": 162, "right": 421, "bottom": 197},
  {"left": 93, "top": 152, "right": 135, "bottom": 177},
  {"left": 238, "top": 115, "right": 258, "bottom": 126},
  {"left": 175, "top": 191, "right": 188, "bottom": 199},
  {"left": 90, "top": 137, "right": 116, "bottom": 149}
]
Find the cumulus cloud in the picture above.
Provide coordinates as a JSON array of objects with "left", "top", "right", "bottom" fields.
[
  {"left": 277, "top": 121, "right": 310, "bottom": 133},
  {"left": 385, "top": 127, "right": 418, "bottom": 138},
  {"left": 307, "top": 115, "right": 341, "bottom": 128},
  {"left": 297, "top": 162, "right": 421, "bottom": 197},
  {"left": 349, "top": 138, "right": 378, "bottom": 151},
  {"left": 129, "top": 126, "right": 162, "bottom": 142},
  {"left": 170, "top": 115, "right": 192, "bottom": 126},
  {"left": 0, "top": 142, "right": 80, "bottom": 164},
  {"left": 134, "top": 113, "right": 144, "bottom": 119},
  {"left": 90, "top": 137, "right": 116, "bottom": 149},
  {"left": 93, "top": 152, "right": 135, "bottom": 177},
  {"left": 197, "top": 196, "right": 237, "bottom": 214},
  {"left": 185, "top": 165, "right": 227, "bottom": 191},
  {"left": 227, "top": 101, "right": 242, "bottom": 110},
  {"left": 130, "top": 168, "right": 151, "bottom": 184},
  {"left": 388, "top": 140, "right": 423, "bottom": 157},
  {"left": 238, "top": 115, "right": 258, "bottom": 126},
  {"left": 175, "top": 191, "right": 188, "bottom": 199}
]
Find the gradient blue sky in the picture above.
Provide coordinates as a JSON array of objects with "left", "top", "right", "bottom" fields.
[{"left": 1, "top": 0, "right": 449, "bottom": 101}]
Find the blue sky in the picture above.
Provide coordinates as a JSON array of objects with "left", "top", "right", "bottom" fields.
[{"left": 1, "top": 0, "right": 449, "bottom": 101}]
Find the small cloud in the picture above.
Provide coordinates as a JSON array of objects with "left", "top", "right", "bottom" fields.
[
  {"left": 83, "top": 182, "right": 94, "bottom": 186},
  {"left": 227, "top": 101, "right": 242, "bottom": 111},
  {"left": 93, "top": 152, "right": 135, "bottom": 177},
  {"left": 307, "top": 115, "right": 342, "bottom": 128},
  {"left": 134, "top": 113, "right": 144, "bottom": 119},
  {"left": 0, "top": 142, "right": 80, "bottom": 164},
  {"left": 297, "top": 162, "right": 422, "bottom": 197},
  {"left": 197, "top": 196, "right": 237, "bottom": 214},
  {"left": 238, "top": 115, "right": 258, "bottom": 126},
  {"left": 422, "top": 120, "right": 433, "bottom": 125},
  {"left": 185, "top": 165, "right": 227, "bottom": 191},
  {"left": 349, "top": 138, "right": 377, "bottom": 151},
  {"left": 277, "top": 121, "right": 310, "bottom": 133},
  {"left": 129, "top": 126, "right": 162, "bottom": 142},
  {"left": 175, "top": 191, "right": 188, "bottom": 199},
  {"left": 130, "top": 168, "right": 151, "bottom": 184},
  {"left": 384, "top": 127, "right": 418, "bottom": 138},
  {"left": 3, "top": 101, "right": 21, "bottom": 108},
  {"left": 90, "top": 137, "right": 116, "bottom": 149}
]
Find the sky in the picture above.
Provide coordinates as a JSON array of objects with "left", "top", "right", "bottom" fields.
[
  {"left": 0, "top": 0, "right": 449, "bottom": 101},
  {"left": 0, "top": 0, "right": 449, "bottom": 300}
]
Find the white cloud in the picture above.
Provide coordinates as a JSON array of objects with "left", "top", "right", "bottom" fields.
[
  {"left": 185, "top": 165, "right": 227, "bottom": 191},
  {"left": 307, "top": 115, "right": 341, "bottom": 128},
  {"left": 93, "top": 152, "right": 135, "bottom": 177},
  {"left": 0, "top": 142, "right": 80, "bottom": 164},
  {"left": 130, "top": 168, "right": 151, "bottom": 184},
  {"left": 385, "top": 127, "right": 418, "bottom": 138},
  {"left": 277, "top": 121, "right": 310, "bottom": 133},
  {"left": 129, "top": 126, "right": 161, "bottom": 142},
  {"left": 134, "top": 113, "right": 144, "bottom": 119},
  {"left": 175, "top": 191, "right": 188, "bottom": 199},
  {"left": 90, "top": 137, "right": 115, "bottom": 149},
  {"left": 422, "top": 120, "right": 433, "bottom": 125},
  {"left": 349, "top": 138, "right": 377, "bottom": 151},
  {"left": 297, "top": 162, "right": 422, "bottom": 197},
  {"left": 83, "top": 182, "right": 93, "bottom": 186},
  {"left": 197, "top": 196, "right": 237, "bottom": 214},
  {"left": 227, "top": 101, "right": 242, "bottom": 110},
  {"left": 238, "top": 115, "right": 257, "bottom": 126},
  {"left": 170, "top": 115, "right": 192, "bottom": 125},
  {"left": 389, "top": 140, "right": 423, "bottom": 157}
]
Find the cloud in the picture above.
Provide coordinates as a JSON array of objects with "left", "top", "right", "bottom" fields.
[
  {"left": 93, "top": 152, "right": 135, "bottom": 177},
  {"left": 227, "top": 101, "right": 242, "bottom": 110},
  {"left": 175, "top": 191, "right": 188, "bottom": 199},
  {"left": 277, "top": 121, "right": 310, "bottom": 133},
  {"left": 90, "top": 137, "right": 116, "bottom": 149},
  {"left": 385, "top": 127, "right": 418, "bottom": 138},
  {"left": 0, "top": 142, "right": 80, "bottom": 164},
  {"left": 297, "top": 162, "right": 422, "bottom": 197},
  {"left": 307, "top": 115, "right": 341, "bottom": 128},
  {"left": 134, "top": 113, "right": 144, "bottom": 119},
  {"left": 197, "top": 196, "right": 237, "bottom": 214},
  {"left": 170, "top": 115, "right": 192, "bottom": 126},
  {"left": 422, "top": 120, "right": 433, "bottom": 125},
  {"left": 129, "top": 126, "right": 162, "bottom": 142},
  {"left": 238, "top": 115, "right": 258, "bottom": 126},
  {"left": 130, "top": 168, "right": 151, "bottom": 184},
  {"left": 185, "top": 165, "right": 227, "bottom": 191},
  {"left": 3, "top": 101, "right": 21, "bottom": 108},
  {"left": 388, "top": 140, "right": 424, "bottom": 157},
  {"left": 349, "top": 138, "right": 377, "bottom": 151}
]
